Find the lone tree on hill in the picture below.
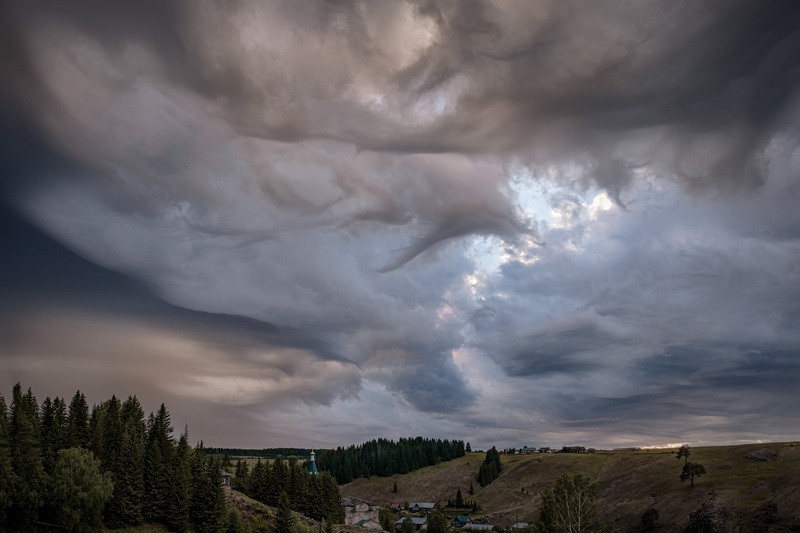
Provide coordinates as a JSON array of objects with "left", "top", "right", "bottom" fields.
[
  {"left": 676, "top": 444, "right": 706, "bottom": 487},
  {"left": 477, "top": 446, "right": 502, "bottom": 487},
  {"left": 676, "top": 444, "right": 691, "bottom": 465},
  {"left": 680, "top": 462, "right": 707, "bottom": 487}
]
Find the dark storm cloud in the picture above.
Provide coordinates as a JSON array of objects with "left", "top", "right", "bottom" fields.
[{"left": 1, "top": 0, "right": 800, "bottom": 447}]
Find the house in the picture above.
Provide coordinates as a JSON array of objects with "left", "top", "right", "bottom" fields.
[
  {"left": 452, "top": 515, "right": 471, "bottom": 528},
  {"left": 355, "top": 519, "right": 383, "bottom": 530},
  {"left": 519, "top": 446, "right": 538, "bottom": 454},
  {"left": 221, "top": 470, "right": 232, "bottom": 489},
  {"left": 408, "top": 502, "right": 436, "bottom": 512},
  {"left": 561, "top": 446, "right": 586, "bottom": 453},
  {"left": 538, "top": 447, "right": 552, "bottom": 453},
  {"left": 342, "top": 497, "right": 380, "bottom": 526},
  {"left": 396, "top": 517, "right": 427, "bottom": 530},
  {"left": 388, "top": 503, "right": 403, "bottom": 512},
  {"left": 511, "top": 523, "right": 530, "bottom": 529}
]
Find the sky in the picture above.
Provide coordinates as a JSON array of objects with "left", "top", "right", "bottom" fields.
[{"left": 1, "top": 0, "right": 800, "bottom": 451}]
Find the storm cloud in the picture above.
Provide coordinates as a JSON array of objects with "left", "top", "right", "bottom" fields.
[{"left": 1, "top": 0, "right": 799, "bottom": 449}]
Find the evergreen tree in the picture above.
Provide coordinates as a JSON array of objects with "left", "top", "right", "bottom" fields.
[
  {"left": 379, "top": 508, "right": 396, "bottom": 533},
  {"left": 455, "top": 487, "right": 464, "bottom": 507},
  {"left": 66, "top": 391, "right": 90, "bottom": 449},
  {"left": 466, "top": 442, "right": 472, "bottom": 453},
  {"left": 8, "top": 383, "right": 46, "bottom": 528},
  {"left": 275, "top": 491, "right": 295, "bottom": 533},
  {"left": 107, "top": 395, "right": 146, "bottom": 527},
  {"left": 0, "top": 394, "right": 13, "bottom": 525},
  {"left": 144, "top": 404, "right": 175, "bottom": 523},
  {"left": 320, "top": 472, "right": 345, "bottom": 524},
  {"left": 477, "top": 446, "right": 502, "bottom": 487},
  {"left": 233, "top": 459, "right": 250, "bottom": 492},
  {"left": 191, "top": 451, "right": 226, "bottom": 532},
  {"left": 469, "top": 482, "right": 474, "bottom": 496},
  {"left": 166, "top": 430, "right": 191, "bottom": 532},
  {"left": 52, "top": 447, "right": 113, "bottom": 533},
  {"left": 401, "top": 517, "right": 415, "bottom": 533},
  {"left": 393, "top": 480, "right": 398, "bottom": 494}
]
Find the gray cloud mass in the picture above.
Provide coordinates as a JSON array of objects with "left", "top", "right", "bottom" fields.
[{"left": 1, "top": 0, "right": 799, "bottom": 449}]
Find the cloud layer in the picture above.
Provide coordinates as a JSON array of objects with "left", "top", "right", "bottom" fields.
[{"left": 1, "top": 0, "right": 799, "bottom": 449}]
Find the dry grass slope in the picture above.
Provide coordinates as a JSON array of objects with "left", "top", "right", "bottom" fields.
[{"left": 340, "top": 442, "right": 800, "bottom": 532}]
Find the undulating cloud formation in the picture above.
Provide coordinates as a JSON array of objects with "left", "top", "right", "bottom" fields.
[{"left": 2, "top": 0, "right": 800, "bottom": 449}]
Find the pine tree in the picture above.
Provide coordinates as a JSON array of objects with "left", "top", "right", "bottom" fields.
[
  {"left": 8, "top": 383, "right": 46, "bottom": 528},
  {"left": 192, "top": 455, "right": 226, "bottom": 533},
  {"left": 233, "top": 459, "right": 250, "bottom": 492},
  {"left": 455, "top": 487, "right": 464, "bottom": 507},
  {"left": 321, "top": 472, "right": 345, "bottom": 524},
  {"left": 469, "top": 482, "right": 474, "bottom": 495}
]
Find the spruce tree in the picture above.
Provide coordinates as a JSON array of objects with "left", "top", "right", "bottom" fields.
[
  {"left": 321, "top": 472, "right": 345, "bottom": 524},
  {"left": 275, "top": 491, "right": 295, "bottom": 533},
  {"left": 66, "top": 391, "right": 90, "bottom": 449},
  {"left": 109, "top": 395, "right": 146, "bottom": 526},
  {"left": 8, "top": 384, "right": 46, "bottom": 528},
  {"left": 233, "top": 459, "right": 250, "bottom": 492},
  {"left": 166, "top": 430, "right": 191, "bottom": 532},
  {"left": 192, "top": 455, "right": 226, "bottom": 533},
  {"left": 144, "top": 404, "right": 175, "bottom": 523},
  {"left": 0, "top": 394, "right": 13, "bottom": 525}
]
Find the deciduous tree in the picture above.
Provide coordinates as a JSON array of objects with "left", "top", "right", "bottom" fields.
[
  {"left": 538, "top": 474, "right": 601, "bottom": 533},
  {"left": 52, "top": 447, "right": 113, "bottom": 533}
]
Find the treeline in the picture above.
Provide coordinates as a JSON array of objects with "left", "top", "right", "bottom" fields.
[
  {"left": 208, "top": 447, "right": 315, "bottom": 459},
  {"left": 477, "top": 446, "right": 503, "bottom": 487},
  {"left": 232, "top": 458, "right": 344, "bottom": 523},
  {"left": 0, "top": 383, "right": 232, "bottom": 532},
  {"left": 315, "top": 437, "right": 465, "bottom": 484}
]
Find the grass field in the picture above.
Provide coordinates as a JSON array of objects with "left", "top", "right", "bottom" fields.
[{"left": 339, "top": 442, "right": 800, "bottom": 532}]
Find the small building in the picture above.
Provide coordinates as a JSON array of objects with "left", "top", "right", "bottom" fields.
[
  {"left": 561, "top": 446, "right": 586, "bottom": 454},
  {"left": 221, "top": 470, "right": 232, "bottom": 489},
  {"left": 538, "top": 447, "right": 552, "bottom": 453},
  {"left": 511, "top": 523, "right": 530, "bottom": 529},
  {"left": 388, "top": 503, "right": 403, "bottom": 512},
  {"left": 408, "top": 502, "right": 436, "bottom": 512},
  {"left": 342, "top": 497, "right": 380, "bottom": 526},
  {"left": 519, "top": 446, "right": 538, "bottom": 454},
  {"left": 453, "top": 515, "right": 471, "bottom": 528},
  {"left": 396, "top": 516, "right": 427, "bottom": 530}
]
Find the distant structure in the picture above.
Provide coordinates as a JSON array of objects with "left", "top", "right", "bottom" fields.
[
  {"left": 343, "top": 497, "right": 380, "bottom": 526},
  {"left": 308, "top": 450, "right": 319, "bottom": 475}
]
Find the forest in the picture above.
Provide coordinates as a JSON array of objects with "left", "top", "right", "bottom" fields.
[
  {"left": 0, "top": 382, "right": 341, "bottom": 532},
  {"left": 316, "top": 437, "right": 466, "bottom": 484}
]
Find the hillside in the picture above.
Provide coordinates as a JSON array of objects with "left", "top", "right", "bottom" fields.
[{"left": 339, "top": 442, "right": 800, "bottom": 532}]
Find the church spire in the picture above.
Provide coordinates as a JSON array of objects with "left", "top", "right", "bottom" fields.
[{"left": 308, "top": 449, "right": 319, "bottom": 475}]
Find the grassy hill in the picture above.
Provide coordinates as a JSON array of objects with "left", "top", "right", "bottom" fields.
[{"left": 339, "top": 442, "right": 800, "bottom": 532}]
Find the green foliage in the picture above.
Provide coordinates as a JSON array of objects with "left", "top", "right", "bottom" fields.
[
  {"left": 144, "top": 403, "right": 175, "bottom": 523},
  {"left": 676, "top": 445, "right": 691, "bottom": 465},
  {"left": 52, "top": 447, "right": 114, "bottom": 533},
  {"left": 379, "top": 508, "right": 396, "bottom": 533},
  {"left": 477, "top": 446, "right": 502, "bottom": 487},
  {"left": 641, "top": 508, "right": 659, "bottom": 530},
  {"left": 680, "top": 462, "right": 707, "bottom": 487},
  {"left": 393, "top": 480, "right": 398, "bottom": 493},
  {"left": 427, "top": 511, "right": 450, "bottom": 533},
  {"left": 8, "top": 383, "right": 46, "bottom": 528},
  {"left": 67, "top": 391, "right": 90, "bottom": 449},
  {"left": 226, "top": 506, "right": 245, "bottom": 533},
  {"left": 455, "top": 487, "right": 463, "bottom": 507},
  {"left": 469, "top": 482, "right": 474, "bottom": 495},
  {"left": 316, "top": 437, "right": 466, "bottom": 483},
  {"left": 275, "top": 492, "right": 295, "bottom": 533},
  {"left": 537, "top": 474, "right": 600, "bottom": 533},
  {"left": 0, "top": 394, "right": 13, "bottom": 524},
  {"left": 401, "top": 517, "right": 415, "bottom": 533}
]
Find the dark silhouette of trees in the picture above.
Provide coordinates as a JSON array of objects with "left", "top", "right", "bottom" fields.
[
  {"left": 477, "top": 446, "right": 502, "bottom": 487},
  {"left": 676, "top": 445, "right": 706, "bottom": 487},
  {"left": 0, "top": 383, "right": 230, "bottom": 531}
]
